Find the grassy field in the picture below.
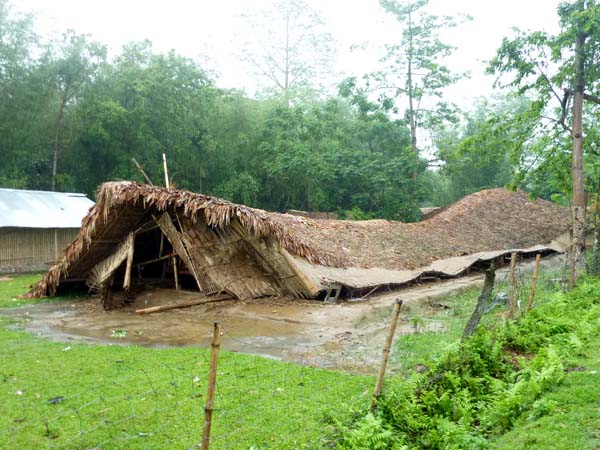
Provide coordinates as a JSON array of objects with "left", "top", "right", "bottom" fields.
[
  {"left": 0, "top": 276, "right": 372, "bottom": 449},
  {"left": 2, "top": 267, "right": 600, "bottom": 449}
]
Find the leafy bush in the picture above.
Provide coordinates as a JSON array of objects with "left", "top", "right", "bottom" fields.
[{"left": 336, "top": 278, "right": 600, "bottom": 449}]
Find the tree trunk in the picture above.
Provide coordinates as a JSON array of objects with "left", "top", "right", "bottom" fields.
[
  {"left": 406, "top": 8, "right": 418, "bottom": 185},
  {"left": 51, "top": 96, "right": 67, "bottom": 191},
  {"left": 592, "top": 176, "right": 600, "bottom": 276},
  {"left": 569, "top": 31, "right": 587, "bottom": 289},
  {"left": 463, "top": 263, "right": 496, "bottom": 338}
]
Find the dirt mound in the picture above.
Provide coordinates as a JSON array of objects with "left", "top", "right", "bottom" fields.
[{"left": 273, "top": 189, "right": 570, "bottom": 270}]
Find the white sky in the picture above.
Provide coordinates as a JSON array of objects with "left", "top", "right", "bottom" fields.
[{"left": 13, "top": 0, "right": 561, "bottom": 104}]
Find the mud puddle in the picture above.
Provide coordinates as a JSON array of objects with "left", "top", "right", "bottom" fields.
[{"left": 1, "top": 255, "right": 564, "bottom": 372}]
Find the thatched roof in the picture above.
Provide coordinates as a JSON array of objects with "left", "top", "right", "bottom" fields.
[
  {"left": 29, "top": 183, "right": 571, "bottom": 299},
  {"left": 28, "top": 182, "right": 338, "bottom": 298},
  {"left": 273, "top": 188, "right": 571, "bottom": 271}
]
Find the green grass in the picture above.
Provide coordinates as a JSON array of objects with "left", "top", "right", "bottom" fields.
[
  {"left": 0, "top": 274, "right": 43, "bottom": 308},
  {"left": 391, "top": 268, "right": 563, "bottom": 372},
  {"left": 0, "top": 276, "right": 373, "bottom": 449},
  {"left": 490, "top": 340, "right": 600, "bottom": 450},
  {"left": 338, "top": 268, "right": 600, "bottom": 449},
  {"left": 3, "top": 268, "right": 600, "bottom": 449}
]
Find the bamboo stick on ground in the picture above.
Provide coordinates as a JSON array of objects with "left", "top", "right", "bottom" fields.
[{"left": 135, "top": 294, "right": 233, "bottom": 314}]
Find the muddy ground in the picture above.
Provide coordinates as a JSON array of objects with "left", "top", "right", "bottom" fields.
[{"left": 1, "top": 255, "right": 564, "bottom": 373}]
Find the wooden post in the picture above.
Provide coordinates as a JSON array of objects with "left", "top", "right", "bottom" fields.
[
  {"left": 527, "top": 254, "right": 542, "bottom": 310},
  {"left": 463, "top": 263, "right": 496, "bottom": 338},
  {"left": 508, "top": 252, "right": 517, "bottom": 318},
  {"left": 100, "top": 274, "right": 115, "bottom": 310},
  {"left": 372, "top": 299, "right": 403, "bottom": 409},
  {"left": 202, "top": 321, "right": 222, "bottom": 450},
  {"left": 123, "top": 233, "right": 135, "bottom": 290},
  {"left": 173, "top": 256, "right": 180, "bottom": 290}
]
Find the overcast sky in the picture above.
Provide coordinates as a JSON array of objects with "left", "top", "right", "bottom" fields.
[{"left": 14, "top": 0, "right": 561, "bottom": 104}]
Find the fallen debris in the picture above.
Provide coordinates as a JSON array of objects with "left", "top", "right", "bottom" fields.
[{"left": 135, "top": 294, "right": 233, "bottom": 314}]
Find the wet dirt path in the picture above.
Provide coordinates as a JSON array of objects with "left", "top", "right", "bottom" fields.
[{"left": 1, "top": 255, "right": 563, "bottom": 371}]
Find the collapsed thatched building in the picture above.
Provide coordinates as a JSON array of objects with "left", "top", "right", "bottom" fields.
[{"left": 29, "top": 182, "right": 571, "bottom": 307}]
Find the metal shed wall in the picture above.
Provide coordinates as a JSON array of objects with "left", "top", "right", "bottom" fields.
[{"left": 0, "top": 227, "right": 79, "bottom": 273}]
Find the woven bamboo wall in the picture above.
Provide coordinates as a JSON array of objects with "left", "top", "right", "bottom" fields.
[{"left": 0, "top": 227, "right": 78, "bottom": 273}]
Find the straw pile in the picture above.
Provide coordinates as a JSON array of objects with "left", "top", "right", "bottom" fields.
[{"left": 273, "top": 188, "right": 571, "bottom": 270}]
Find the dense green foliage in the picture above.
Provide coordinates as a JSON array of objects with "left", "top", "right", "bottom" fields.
[
  {"left": 0, "top": 0, "right": 430, "bottom": 220},
  {"left": 0, "top": 0, "right": 523, "bottom": 221},
  {"left": 335, "top": 278, "right": 600, "bottom": 449}
]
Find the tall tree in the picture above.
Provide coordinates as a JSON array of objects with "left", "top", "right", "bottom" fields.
[
  {"left": 488, "top": 0, "right": 600, "bottom": 285},
  {"left": 45, "top": 32, "right": 106, "bottom": 190},
  {"left": 376, "top": 0, "right": 467, "bottom": 182},
  {"left": 241, "top": 0, "right": 334, "bottom": 101},
  {"left": 435, "top": 96, "right": 521, "bottom": 202}
]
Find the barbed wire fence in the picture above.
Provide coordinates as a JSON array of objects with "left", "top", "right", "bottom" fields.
[{"left": 0, "top": 252, "right": 564, "bottom": 449}]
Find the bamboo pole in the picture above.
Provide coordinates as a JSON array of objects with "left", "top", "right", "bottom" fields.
[
  {"left": 372, "top": 299, "right": 403, "bottom": 409},
  {"left": 162, "top": 153, "right": 170, "bottom": 188},
  {"left": 508, "top": 252, "right": 517, "bottom": 318},
  {"left": 131, "top": 158, "right": 154, "bottom": 185},
  {"left": 173, "top": 256, "right": 180, "bottom": 290},
  {"left": 133, "top": 253, "right": 175, "bottom": 268},
  {"left": 135, "top": 294, "right": 233, "bottom": 314},
  {"left": 123, "top": 233, "right": 135, "bottom": 290},
  {"left": 527, "top": 254, "right": 542, "bottom": 311},
  {"left": 162, "top": 153, "right": 180, "bottom": 290},
  {"left": 202, "top": 321, "right": 222, "bottom": 450}
]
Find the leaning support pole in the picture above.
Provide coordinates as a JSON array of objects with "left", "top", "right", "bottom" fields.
[
  {"left": 161, "top": 153, "right": 180, "bottom": 290},
  {"left": 463, "top": 263, "right": 496, "bottom": 338},
  {"left": 131, "top": 158, "right": 154, "bottom": 185},
  {"left": 202, "top": 321, "right": 222, "bottom": 450},
  {"left": 508, "top": 252, "right": 517, "bottom": 319},
  {"left": 527, "top": 254, "right": 542, "bottom": 311},
  {"left": 123, "top": 233, "right": 135, "bottom": 290},
  {"left": 372, "top": 299, "right": 403, "bottom": 410}
]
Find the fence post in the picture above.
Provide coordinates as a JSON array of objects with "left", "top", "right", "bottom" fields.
[
  {"left": 201, "top": 321, "right": 222, "bottom": 450},
  {"left": 372, "top": 299, "right": 403, "bottom": 409},
  {"left": 527, "top": 254, "right": 541, "bottom": 310},
  {"left": 508, "top": 252, "right": 517, "bottom": 318}
]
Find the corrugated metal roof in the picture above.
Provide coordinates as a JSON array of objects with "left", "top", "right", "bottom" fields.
[{"left": 0, "top": 188, "right": 94, "bottom": 229}]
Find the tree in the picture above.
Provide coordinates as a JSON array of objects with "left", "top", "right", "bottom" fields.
[
  {"left": 67, "top": 41, "right": 216, "bottom": 194},
  {"left": 488, "top": 0, "right": 600, "bottom": 285},
  {"left": 375, "top": 0, "right": 467, "bottom": 182},
  {"left": 434, "top": 96, "right": 527, "bottom": 202},
  {"left": 44, "top": 32, "right": 106, "bottom": 190},
  {"left": 0, "top": 0, "right": 42, "bottom": 188},
  {"left": 241, "top": 0, "right": 334, "bottom": 101}
]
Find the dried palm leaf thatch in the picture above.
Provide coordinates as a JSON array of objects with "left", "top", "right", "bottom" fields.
[
  {"left": 87, "top": 234, "right": 133, "bottom": 290},
  {"left": 26, "top": 183, "right": 571, "bottom": 299},
  {"left": 27, "top": 181, "right": 341, "bottom": 298}
]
